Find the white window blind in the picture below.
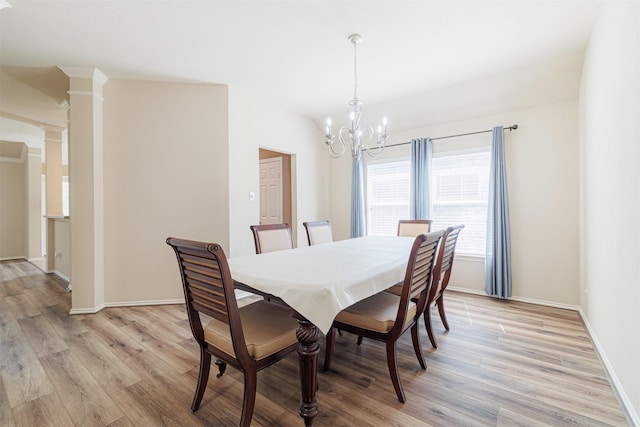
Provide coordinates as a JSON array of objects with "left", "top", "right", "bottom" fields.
[
  {"left": 431, "top": 150, "right": 490, "bottom": 256},
  {"left": 366, "top": 160, "right": 411, "bottom": 236},
  {"left": 365, "top": 149, "right": 490, "bottom": 256}
]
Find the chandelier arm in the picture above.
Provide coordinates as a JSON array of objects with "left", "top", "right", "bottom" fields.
[
  {"left": 338, "top": 127, "right": 351, "bottom": 152},
  {"left": 367, "top": 143, "right": 385, "bottom": 157},
  {"left": 360, "top": 127, "right": 373, "bottom": 147},
  {"left": 328, "top": 141, "right": 346, "bottom": 158},
  {"left": 327, "top": 131, "right": 346, "bottom": 157}
]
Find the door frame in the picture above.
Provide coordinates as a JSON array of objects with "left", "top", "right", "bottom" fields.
[{"left": 258, "top": 147, "right": 296, "bottom": 244}]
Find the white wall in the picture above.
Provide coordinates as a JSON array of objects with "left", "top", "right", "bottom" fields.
[
  {"left": 330, "top": 101, "right": 580, "bottom": 306},
  {"left": 103, "top": 80, "right": 229, "bottom": 304},
  {"left": 228, "top": 85, "right": 329, "bottom": 257},
  {"left": 579, "top": 1, "right": 640, "bottom": 422}
]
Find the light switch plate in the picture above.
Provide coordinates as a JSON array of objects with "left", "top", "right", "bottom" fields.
[{"left": 249, "top": 191, "right": 255, "bottom": 202}]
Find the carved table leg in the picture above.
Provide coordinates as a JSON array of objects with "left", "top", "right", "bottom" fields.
[{"left": 293, "top": 311, "right": 319, "bottom": 426}]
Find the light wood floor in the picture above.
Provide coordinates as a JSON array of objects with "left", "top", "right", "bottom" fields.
[{"left": 0, "top": 260, "right": 629, "bottom": 426}]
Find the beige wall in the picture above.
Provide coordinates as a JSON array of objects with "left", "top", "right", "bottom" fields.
[
  {"left": 331, "top": 101, "right": 580, "bottom": 306},
  {"left": 0, "top": 159, "right": 26, "bottom": 259},
  {"left": 228, "top": 85, "right": 329, "bottom": 257},
  {"left": 579, "top": 1, "right": 640, "bottom": 422},
  {"left": 102, "top": 79, "right": 229, "bottom": 304}
]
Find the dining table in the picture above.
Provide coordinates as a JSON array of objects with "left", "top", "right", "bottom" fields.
[{"left": 228, "top": 235, "right": 415, "bottom": 426}]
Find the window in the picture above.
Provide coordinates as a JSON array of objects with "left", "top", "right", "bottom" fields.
[
  {"left": 431, "top": 150, "right": 490, "bottom": 256},
  {"left": 366, "top": 159, "right": 411, "bottom": 236},
  {"left": 366, "top": 149, "right": 490, "bottom": 256}
]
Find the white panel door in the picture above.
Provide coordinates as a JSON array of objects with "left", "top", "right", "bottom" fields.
[{"left": 259, "top": 157, "right": 283, "bottom": 224}]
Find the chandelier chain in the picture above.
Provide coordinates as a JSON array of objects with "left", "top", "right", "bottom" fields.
[{"left": 353, "top": 40, "right": 358, "bottom": 101}]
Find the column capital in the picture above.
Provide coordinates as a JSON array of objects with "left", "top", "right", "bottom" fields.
[
  {"left": 42, "top": 124, "right": 64, "bottom": 143},
  {"left": 59, "top": 67, "right": 109, "bottom": 86}
]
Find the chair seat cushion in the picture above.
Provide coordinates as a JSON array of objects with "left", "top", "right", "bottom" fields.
[
  {"left": 336, "top": 292, "right": 417, "bottom": 333},
  {"left": 204, "top": 300, "right": 298, "bottom": 360}
]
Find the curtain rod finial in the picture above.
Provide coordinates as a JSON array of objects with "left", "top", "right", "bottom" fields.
[{"left": 511, "top": 124, "right": 518, "bottom": 130}]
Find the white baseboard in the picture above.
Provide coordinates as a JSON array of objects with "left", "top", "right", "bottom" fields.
[
  {"left": 579, "top": 308, "right": 639, "bottom": 427},
  {"left": 54, "top": 271, "right": 70, "bottom": 282},
  {"left": 447, "top": 286, "right": 637, "bottom": 426},
  {"left": 68, "top": 289, "right": 257, "bottom": 315},
  {"left": 0, "top": 256, "right": 24, "bottom": 262},
  {"left": 447, "top": 286, "right": 580, "bottom": 311},
  {"left": 69, "top": 298, "right": 185, "bottom": 315},
  {"left": 102, "top": 299, "right": 186, "bottom": 308},
  {"left": 69, "top": 305, "right": 105, "bottom": 315}
]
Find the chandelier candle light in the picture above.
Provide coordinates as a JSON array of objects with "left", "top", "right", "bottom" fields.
[{"left": 325, "top": 34, "right": 388, "bottom": 159}]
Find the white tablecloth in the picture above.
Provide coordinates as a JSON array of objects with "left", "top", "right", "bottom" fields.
[{"left": 228, "top": 235, "right": 415, "bottom": 334}]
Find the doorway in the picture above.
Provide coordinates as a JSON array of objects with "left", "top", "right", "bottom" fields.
[{"left": 258, "top": 148, "right": 292, "bottom": 230}]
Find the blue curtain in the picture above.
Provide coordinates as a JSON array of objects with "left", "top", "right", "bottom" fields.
[
  {"left": 350, "top": 156, "right": 366, "bottom": 238},
  {"left": 485, "top": 126, "right": 512, "bottom": 298},
  {"left": 410, "top": 138, "right": 432, "bottom": 220}
]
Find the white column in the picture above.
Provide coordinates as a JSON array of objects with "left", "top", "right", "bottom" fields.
[{"left": 60, "top": 67, "right": 108, "bottom": 313}]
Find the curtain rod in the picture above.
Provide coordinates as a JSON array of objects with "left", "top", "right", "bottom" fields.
[{"left": 368, "top": 124, "right": 518, "bottom": 150}]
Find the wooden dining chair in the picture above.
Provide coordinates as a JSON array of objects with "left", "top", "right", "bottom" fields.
[
  {"left": 303, "top": 220, "right": 333, "bottom": 246},
  {"left": 352, "top": 218, "right": 432, "bottom": 346},
  {"left": 385, "top": 224, "right": 465, "bottom": 348},
  {"left": 323, "top": 230, "right": 444, "bottom": 403},
  {"left": 249, "top": 223, "right": 294, "bottom": 254},
  {"left": 397, "top": 219, "right": 433, "bottom": 237},
  {"left": 166, "top": 237, "right": 299, "bottom": 427},
  {"left": 423, "top": 224, "right": 464, "bottom": 348}
]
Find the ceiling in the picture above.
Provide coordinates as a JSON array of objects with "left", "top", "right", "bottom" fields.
[{"left": 0, "top": 0, "right": 602, "bottom": 133}]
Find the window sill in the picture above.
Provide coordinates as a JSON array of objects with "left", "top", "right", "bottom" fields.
[{"left": 455, "top": 254, "right": 485, "bottom": 263}]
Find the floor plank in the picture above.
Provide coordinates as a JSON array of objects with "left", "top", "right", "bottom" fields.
[
  {"left": 38, "top": 349, "right": 123, "bottom": 426},
  {"left": 0, "top": 376, "right": 15, "bottom": 427},
  {"left": 17, "top": 315, "right": 69, "bottom": 358},
  {"left": 0, "top": 260, "right": 630, "bottom": 426},
  {"left": 0, "top": 336, "right": 54, "bottom": 408},
  {"left": 11, "top": 392, "right": 74, "bottom": 427}
]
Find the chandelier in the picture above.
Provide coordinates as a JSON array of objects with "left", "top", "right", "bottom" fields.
[{"left": 325, "top": 34, "right": 388, "bottom": 159}]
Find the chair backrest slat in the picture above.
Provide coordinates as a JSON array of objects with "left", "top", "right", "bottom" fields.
[
  {"left": 396, "top": 230, "right": 444, "bottom": 328},
  {"left": 408, "top": 234, "right": 441, "bottom": 298},
  {"left": 409, "top": 246, "right": 437, "bottom": 300},
  {"left": 439, "top": 228, "right": 461, "bottom": 272},
  {"left": 166, "top": 237, "right": 248, "bottom": 357},
  {"left": 178, "top": 252, "right": 228, "bottom": 322},
  {"left": 428, "top": 224, "right": 464, "bottom": 302}
]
